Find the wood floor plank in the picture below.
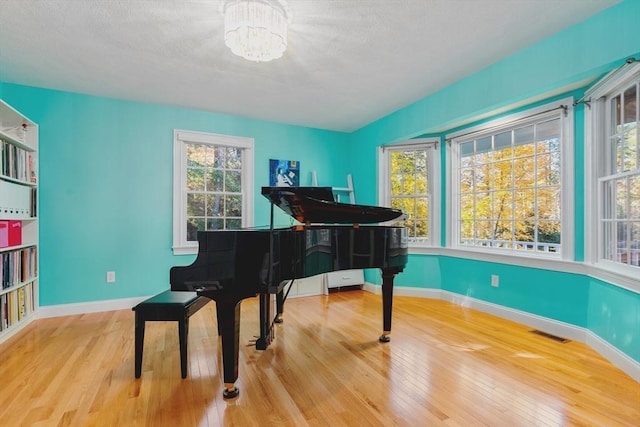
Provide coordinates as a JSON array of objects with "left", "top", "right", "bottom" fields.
[{"left": 0, "top": 291, "right": 638, "bottom": 426}]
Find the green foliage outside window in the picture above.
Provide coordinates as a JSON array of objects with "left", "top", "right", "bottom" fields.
[
  {"left": 185, "top": 143, "right": 243, "bottom": 241},
  {"left": 389, "top": 149, "right": 430, "bottom": 240},
  {"left": 458, "top": 118, "right": 562, "bottom": 252}
]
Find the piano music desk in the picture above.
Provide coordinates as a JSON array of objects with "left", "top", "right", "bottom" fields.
[{"left": 132, "top": 290, "right": 210, "bottom": 379}]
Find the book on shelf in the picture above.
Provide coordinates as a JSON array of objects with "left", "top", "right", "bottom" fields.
[
  {"left": 25, "top": 282, "right": 34, "bottom": 315},
  {"left": 31, "top": 187, "right": 37, "bottom": 217},
  {"left": 9, "top": 290, "right": 17, "bottom": 326},
  {"left": 17, "top": 286, "right": 25, "bottom": 320},
  {"left": 1, "top": 246, "right": 37, "bottom": 289},
  {"left": 1, "top": 138, "right": 35, "bottom": 182},
  {"left": 1, "top": 290, "right": 18, "bottom": 328},
  {"left": 0, "top": 293, "right": 6, "bottom": 330}
]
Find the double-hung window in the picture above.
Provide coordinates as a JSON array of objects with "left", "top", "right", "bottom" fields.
[
  {"left": 173, "top": 130, "right": 254, "bottom": 255},
  {"left": 585, "top": 62, "right": 640, "bottom": 283},
  {"left": 379, "top": 138, "right": 440, "bottom": 247},
  {"left": 448, "top": 99, "right": 574, "bottom": 258}
]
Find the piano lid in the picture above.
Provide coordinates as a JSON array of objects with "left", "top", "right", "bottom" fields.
[{"left": 261, "top": 186, "right": 406, "bottom": 224}]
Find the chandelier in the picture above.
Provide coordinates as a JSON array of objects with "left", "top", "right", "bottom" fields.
[{"left": 223, "top": 0, "right": 289, "bottom": 62}]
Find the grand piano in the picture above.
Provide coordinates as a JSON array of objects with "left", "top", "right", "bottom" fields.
[{"left": 170, "top": 186, "right": 408, "bottom": 398}]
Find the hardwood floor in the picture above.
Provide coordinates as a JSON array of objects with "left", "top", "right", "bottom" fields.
[{"left": 0, "top": 291, "right": 638, "bottom": 426}]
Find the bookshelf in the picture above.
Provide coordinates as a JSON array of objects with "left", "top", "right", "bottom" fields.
[{"left": 0, "top": 99, "right": 38, "bottom": 344}]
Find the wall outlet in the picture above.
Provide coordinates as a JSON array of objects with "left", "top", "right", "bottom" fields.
[
  {"left": 106, "top": 271, "right": 116, "bottom": 283},
  {"left": 491, "top": 274, "right": 499, "bottom": 287}
]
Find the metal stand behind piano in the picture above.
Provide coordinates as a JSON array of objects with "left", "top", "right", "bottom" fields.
[{"left": 170, "top": 186, "right": 408, "bottom": 398}]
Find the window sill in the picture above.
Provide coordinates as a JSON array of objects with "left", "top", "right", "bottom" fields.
[
  {"left": 585, "top": 262, "right": 640, "bottom": 294},
  {"left": 172, "top": 245, "right": 198, "bottom": 256},
  {"left": 407, "top": 246, "right": 639, "bottom": 294},
  {"left": 410, "top": 245, "right": 584, "bottom": 274}
]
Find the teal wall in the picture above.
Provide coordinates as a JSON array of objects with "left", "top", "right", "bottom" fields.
[
  {"left": 1, "top": 1, "right": 638, "bottom": 365},
  {"left": 355, "top": 0, "right": 640, "bottom": 365},
  {"left": 588, "top": 278, "right": 640, "bottom": 362},
  {"left": 1, "top": 85, "right": 349, "bottom": 305}
]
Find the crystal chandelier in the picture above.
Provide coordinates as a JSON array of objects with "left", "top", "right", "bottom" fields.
[{"left": 223, "top": 0, "right": 289, "bottom": 62}]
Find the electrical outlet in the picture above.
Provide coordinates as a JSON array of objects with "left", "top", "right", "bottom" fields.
[
  {"left": 491, "top": 275, "right": 499, "bottom": 287},
  {"left": 106, "top": 271, "right": 116, "bottom": 283}
]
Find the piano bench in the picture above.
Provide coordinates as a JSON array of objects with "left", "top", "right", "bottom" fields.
[{"left": 132, "top": 290, "right": 210, "bottom": 379}]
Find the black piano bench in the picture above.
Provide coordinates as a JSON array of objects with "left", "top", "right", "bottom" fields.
[{"left": 132, "top": 290, "right": 210, "bottom": 379}]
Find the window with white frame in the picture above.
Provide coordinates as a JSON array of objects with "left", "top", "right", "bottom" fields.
[
  {"left": 173, "top": 130, "right": 254, "bottom": 255},
  {"left": 585, "top": 62, "right": 640, "bottom": 278},
  {"left": 448, "top": 99, "right": 574, "bottom": 258},
  {"left": 379, "top": 139, "right": 439, "bottom": 246}
]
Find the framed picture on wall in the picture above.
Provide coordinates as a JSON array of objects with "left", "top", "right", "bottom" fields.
[{"left": 269, "top": 159, "right": 300, "bottom": 186}]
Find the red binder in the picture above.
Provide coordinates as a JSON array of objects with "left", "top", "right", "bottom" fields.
[{"left": 8, "top": 220, "right": 22, "bottom": 247}]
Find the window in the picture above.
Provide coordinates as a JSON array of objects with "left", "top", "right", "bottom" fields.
[
  {"left": 173, "top": 130, "right": 254, "bottom": 255},
  {"left": 585, "top": 62, "right": 640, "bottom": 280},
  {"left": 448, "top": 99, "right": 574, "bottom": 258},
  {"left": 379, "top": 139, "right": 440, "bottom": 246}
]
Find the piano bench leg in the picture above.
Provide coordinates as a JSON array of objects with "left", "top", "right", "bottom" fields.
[
  {"left": 131, "top": 292, "right": 209, "bottom": 379},
  {"left": 179, "top": 318, "right": 189, "bottom": 379},
  {"left": 133, "top": 314, "right": 190, "bottom": 378},
  {"left": 379, "top": 331, "right": 391, "bottom": 343},
  {"left": 134, "top": 315, "right": 145, "bottom": 378}
]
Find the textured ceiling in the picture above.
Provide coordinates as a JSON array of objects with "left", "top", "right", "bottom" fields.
[{"left": 0, "top": 0, "right": 619, "bottom": 132}]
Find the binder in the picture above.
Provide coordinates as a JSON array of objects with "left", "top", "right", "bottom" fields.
[
  {"left": 8, "top": 221, "right": 21, "bottom": 247},
  {"left": 0, "top": 221, "right": 7, "bottom": 248}
]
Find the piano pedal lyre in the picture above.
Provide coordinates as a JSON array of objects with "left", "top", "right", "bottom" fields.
[
  {"left": 379, "top": 331, "right": 391, "bottom": 342},
  {"left": 223, "top": 383, "right": 239, "bottom": 399}
]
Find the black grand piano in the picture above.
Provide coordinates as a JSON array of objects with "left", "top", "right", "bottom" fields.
[{"left": 170, "top": 186, "right": 408, "bottom": 398}]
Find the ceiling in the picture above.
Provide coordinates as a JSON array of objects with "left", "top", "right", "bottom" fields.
[{"left": 0, "top": 0, "right": 619, "bottom": 132}]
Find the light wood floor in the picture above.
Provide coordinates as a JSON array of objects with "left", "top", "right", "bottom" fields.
[{"left": 0, "top": 291, "right": 638, "bottom": 427}]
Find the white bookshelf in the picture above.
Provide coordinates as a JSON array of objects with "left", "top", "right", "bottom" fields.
[{"left": 0, "top": 99, "right": 38, "bottom": 344}]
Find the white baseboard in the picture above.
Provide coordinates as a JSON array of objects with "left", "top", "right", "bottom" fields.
[
  {"left": 363, "top": 282, "right": 443, "bottom": 299},
  {"left": 38, "top": 296, "right": 149, "bottom": 318},
  {"left": 586, "top": 330, "right": 640, "bottom": 383},
  {"left": 365, "top": 283, "right": 639, "bottom": 382}
]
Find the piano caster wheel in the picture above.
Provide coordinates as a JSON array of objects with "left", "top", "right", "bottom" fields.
[
  {"left": 274, "top": 314, "right": 283, "bottom": 324},
  {"left": 379, "top": 333, "right": 391, "bottom": 343},
  {"left": 223, "top": 386, "right": 239, "bottom": 399}
]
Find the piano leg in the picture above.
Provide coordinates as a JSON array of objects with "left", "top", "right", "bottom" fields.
[
  {"left": 256, "top": 293, "right": 274, "bottom": 350},
  {"left": 274, "top": 286, "right": 285, "bottom": 323},
  {"left": 213, "top": 295, "right": 242, "bottom": 398},
  {"left": 379, "top": 268, "right": 398, "bottom": 343}
]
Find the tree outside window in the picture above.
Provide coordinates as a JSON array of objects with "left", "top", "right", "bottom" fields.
[
  {"left": 185, "top": 144, "right": 244, "bottom": 240},
  {"left": 173, "top": 130, "right": 254, "bottom": 255},
  {"left": 451, "top": 103, "right": 572, "bottom": 257},
  {"left": 381, "top": 140, "right": 438, "bottom": 246}
]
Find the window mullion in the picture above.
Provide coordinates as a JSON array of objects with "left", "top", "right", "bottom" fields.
[
  {"left": 173, "top": 130, "right": 254, "bottom": 255},
  {"left": 448, "top": 98, "right": 571, "bottom": 257}
]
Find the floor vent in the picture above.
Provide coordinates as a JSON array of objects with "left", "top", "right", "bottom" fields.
[{"left": 530, "top": 330, "right": 570, "bottom": 343}]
